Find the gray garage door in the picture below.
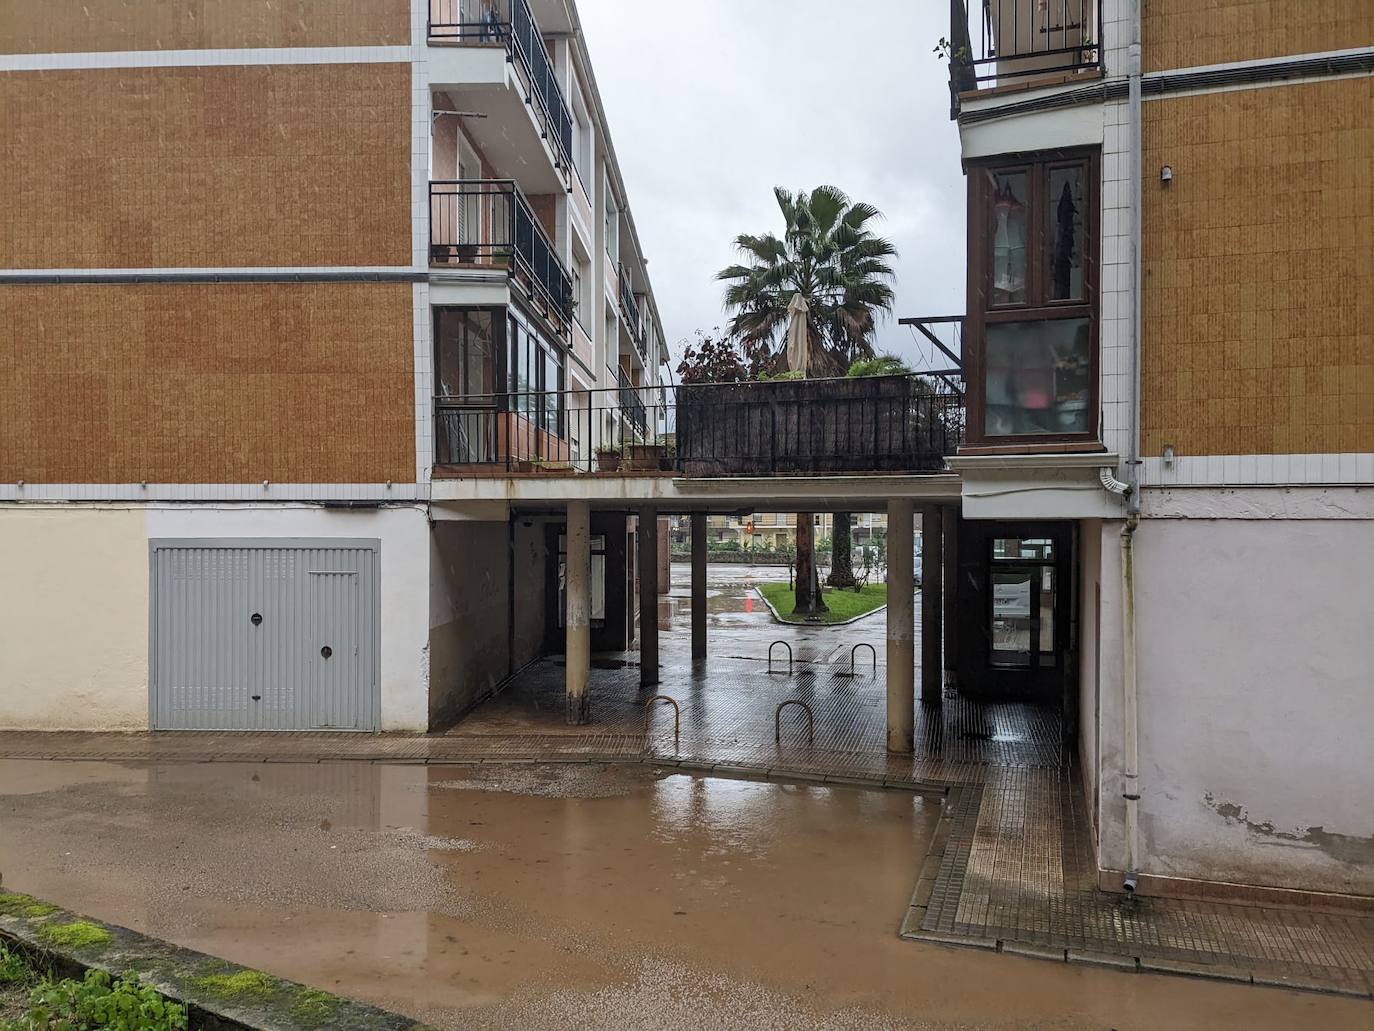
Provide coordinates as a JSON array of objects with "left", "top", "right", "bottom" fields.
[{"left": 150, "top": 540, "right": 379, "bottom": 731}]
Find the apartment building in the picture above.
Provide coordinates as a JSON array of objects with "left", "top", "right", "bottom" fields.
[
  {"left": 934, "top": 1, "right": 1373, "bottom": 899},
  {"left": 0, "top": 0, "right": 666, "bottom": 734}
]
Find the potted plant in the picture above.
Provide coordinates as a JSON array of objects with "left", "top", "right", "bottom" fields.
[
  {"left": 626, "top": 438, "right": 665, "bottom": 471},
  {"left": 595, "top": 445, "right": 621, "bottom": 472}
]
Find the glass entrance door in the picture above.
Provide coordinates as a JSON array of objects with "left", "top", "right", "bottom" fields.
[{"left": 989, "top": 536, "right": 1057, "bottom": 670}]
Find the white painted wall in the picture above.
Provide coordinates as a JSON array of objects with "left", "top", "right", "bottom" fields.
[
  {"left": 145, "top": 504, "right": 432, "bottom": 732},
  {"left": 0, "top": 506, "right": 151, "bottom": 730},
  {"left": 1095, "top": 512, "right": 1374, "bottom": 895}
]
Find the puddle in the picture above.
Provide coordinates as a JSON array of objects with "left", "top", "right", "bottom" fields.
[{"left": 0, "top": 760, "right": 1361, "bottom": 1030}]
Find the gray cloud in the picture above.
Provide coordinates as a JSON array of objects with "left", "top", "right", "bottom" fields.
[{"left": 579, "top": 0, "right": 966, "bottom": 373}]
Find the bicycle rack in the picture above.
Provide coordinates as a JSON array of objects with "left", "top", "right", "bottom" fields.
[
  {"left": 767, "top": 640, "right": 793, "bottom": 676},
  {"left": 775, "top": 700, "right": 815, "bottom": 744},
  {"left": 845, "top": 642, "right": 877, "bottom": 677},
  {"left": 645, "top": 694, "right": 680, "bottom": 747}
]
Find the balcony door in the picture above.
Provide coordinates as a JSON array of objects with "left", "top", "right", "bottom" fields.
[{"left": 457, "top": 134, "right": 481, "bottom": 251}]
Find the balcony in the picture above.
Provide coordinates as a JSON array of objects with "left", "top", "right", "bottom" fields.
[
  {"left": 430, "top": 179, "right": 572, "bottom": 332},
  {"left": 433, "top": 375, "right": 965, "bottom": 476},
  {"left": 428, "top": 0, "right": 573, "bottom": 178},
  {"left": 948, "top": 0, "right": 1102, "bottom": 107},
  {"left": 617, "top": 263, "right": 646, "bottom": 357}
]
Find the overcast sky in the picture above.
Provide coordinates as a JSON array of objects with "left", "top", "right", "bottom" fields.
[{"left": 578, "top": 0, "right": 967, "bottom": 374}]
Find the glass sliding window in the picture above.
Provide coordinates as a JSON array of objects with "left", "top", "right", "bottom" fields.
[
  {"left": 988, "top": 170, "right": 1030, "bottom": 305},
  {"left": 971, "top": 151, "right": 1097, "bottom": 442},
  {"left": 435, "top": 308, "right": 498, "bottom": 399},
  {"left": 984, "top": 319, "right": 1091, "bottom": 436},
  {"left": 1047, "top": 165, "right": 1086, "bottom": 301}
]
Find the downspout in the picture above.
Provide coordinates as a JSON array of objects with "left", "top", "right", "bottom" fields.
[{"left": 1120, "top": 0, "right": 1145, "bottom": 894}]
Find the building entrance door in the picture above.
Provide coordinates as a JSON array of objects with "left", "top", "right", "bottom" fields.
[{"left": 957, "top": 521, "right": 1073, "bottom": 703}]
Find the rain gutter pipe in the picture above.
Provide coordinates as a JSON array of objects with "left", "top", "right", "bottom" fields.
[{"left": 1120, "top": 0, "right": 1145, "bottom": 894}]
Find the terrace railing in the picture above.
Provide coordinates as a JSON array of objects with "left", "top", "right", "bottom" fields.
[
  {"left": 617, "top": 263, "right": 645, "bottom": 354},
  {"left": 433, "top": 375, "right": 964, "bottom": 475},
  {"left": 430, "top": 179, "right": 572, "bottom": 328},
  {"left": 428, "top": 0, "right": 574, "bottom": 173},
  {"left": 948, "top": 0, "right": 1102, "bottom": 104}
]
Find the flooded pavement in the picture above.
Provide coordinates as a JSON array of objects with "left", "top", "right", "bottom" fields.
[{"left": 0, "top": 759, "right": 1364, "bottom": 1030}]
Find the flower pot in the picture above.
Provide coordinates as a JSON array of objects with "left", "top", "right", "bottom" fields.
[
  {"left": 627, "top": 444, "right": 664, "bottom": 471},
  {"left": 596, "top": 452, "right": 621, "bottom": 472}
]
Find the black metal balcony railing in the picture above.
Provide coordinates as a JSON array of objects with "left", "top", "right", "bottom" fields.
[
  {"left": 433, "top": 375, "right": 965, "bottom": 475},
  {"left": 617, "top": 263, "right": 645, "bottom": 353},
  {"left": 428, "top": 0, "right": 574, "bottom": 174},
  {"left": 430, "top": 179, "right": 572, "bottom": 326},
  {"left": 616, "top": 368, "right": 648, "bottom": 434},
  {"left": 948, "top": 0, "right": 1102, "bottom": 101}
]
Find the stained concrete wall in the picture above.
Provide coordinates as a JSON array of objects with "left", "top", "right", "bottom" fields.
[
  {"left": 429, "top": 520, "right": 512, "bottom": 729},
  {"left": 0, "top": 506, "right": 150, "bottom": 730},
  {"left": 1077, "top": 518, "right": 1103, "bottom": 841},
  {"left": 0, "top": 503, "right": 432, "bottom": 732},
  {"left": 1095, "top": 513, "right": 1374, "bottom": 896},
  {"left": 512, "top": 519, "right": 549, "bottom": 671}
]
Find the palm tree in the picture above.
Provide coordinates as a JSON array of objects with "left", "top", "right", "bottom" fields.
[
  {"left": 717, "top": 185, "right": 897, "bottom": 377},
  {"left": 718, "top": 186, "right": 896, "bottom": 606}
]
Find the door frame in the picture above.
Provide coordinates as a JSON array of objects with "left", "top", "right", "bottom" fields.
[{"left": 148, "top": 538, "right": 381, "bottom": 732}]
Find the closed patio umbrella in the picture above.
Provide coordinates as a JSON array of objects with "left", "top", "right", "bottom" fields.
[{"left": 784, "top": 292, "right": 810, "bottom": 374}]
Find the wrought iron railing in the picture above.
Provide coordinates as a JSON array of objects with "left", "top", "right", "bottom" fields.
[
  {"left": 616, "top": 368, "right": 648, "bottom": 434},
  {"left": 433, "top": 375, "right": 965, "bottom": 475},
  {"left": 428, "top": 0, "right": 574, "bottom": 174},
  {"left": 617, "top": 263, "right": 645, "bottom": 354},
  {"left": 429, "top": 179, "right": 572, "bottom": 326},
  {"left": 948, "top": 0, "right": 1102, "bottom": 102}
]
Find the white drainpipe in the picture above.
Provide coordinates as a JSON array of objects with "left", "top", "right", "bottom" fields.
[{"left": 1120, "top": 0, "right": 1145, "bottom": 893}]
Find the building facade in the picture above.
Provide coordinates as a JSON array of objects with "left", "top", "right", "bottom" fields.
[
  {"left": 939, "top": 0, "right": 1373, "bottom": 899},
  {"left": 0, "top": 0, "right": 666, "bottom": 733}
]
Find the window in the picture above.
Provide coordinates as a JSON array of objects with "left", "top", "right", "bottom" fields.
[
  {"left": 434, "top": 308, "right": 499, "bottom": 400},
  {"left": 969, "top": 150, "right": 1098, "bottom": 443},
  {"left": 507, "top": 311, "right": 565, "bottom": 436}
]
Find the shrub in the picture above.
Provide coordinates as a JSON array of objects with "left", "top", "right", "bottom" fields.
[
  {"left": 847, "top": 355, "right": 911, "bottom": 377},
  {"left": 18, "top": 969, "right": 188, "bottom": 1031}
]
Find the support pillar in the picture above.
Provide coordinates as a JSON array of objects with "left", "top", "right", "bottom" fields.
[
  {"left": 921, "top": 505, "right": 944, "bottom": 705},
  {"left": 942, "top": 503, "right": 959, "bottom": 691},
  {"left": 565, "top": 501, "right": 591, "bottom": 725},
  {"left": 637, "top": 508, "right": 659, "bottom": 687},
  {"left": 690, "top": 512, "right": 707, "bottom": 663},
  {"left": 886, "top": 500, "right": 915, "bottom": 754}
]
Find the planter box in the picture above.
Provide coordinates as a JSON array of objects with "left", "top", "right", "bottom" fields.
[
  {"left": 626, "top": 444, "right": 665, "bottom": 471},
  {"left": 595, "top": 452, "right": 621, "bottom": 472}
]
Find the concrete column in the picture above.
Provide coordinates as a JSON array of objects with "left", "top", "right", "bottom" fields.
[
  {"left": 565, "top": 501, "right": 591, "bottom": 725},
  {"left": 921, "top": 506, "right": 944, "bottom": 705},
  {"left": 886, "top": 500, "right": 915, "bottom": 754},
  {"left": 637, "top": 508, "right": 659, "bottom": 687},
  {"left": 690, "top": 512, "right": 707, "bottom": 663},
  {"left": 942, "top": 503, "right": 959, "bottom": 690},
  {"left": 656, "top": 517, "right": 672, "bottom": 593}
]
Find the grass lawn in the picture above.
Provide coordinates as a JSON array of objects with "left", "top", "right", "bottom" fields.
[{"left": 758, "top": 582, "right": 888, "bottom": 624}]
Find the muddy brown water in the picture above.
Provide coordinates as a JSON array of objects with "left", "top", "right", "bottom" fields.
[{"left": 0, "top": 760, "right": 1363, "bottom": 1030}]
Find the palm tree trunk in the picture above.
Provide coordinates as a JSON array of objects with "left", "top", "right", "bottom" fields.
[
  {"left": 828, "top": 512, "right": 856, "bottom": 589},
  {"left": 792, "top": 513, "right": 827, "bottom": 615}
]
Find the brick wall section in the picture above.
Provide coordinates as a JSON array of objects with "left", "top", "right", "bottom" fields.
[
  {"left": 1141, "top": 78, "right": 1374, "bottom": 458},
  {"left": 0, "top": 64, "right": 410, "bottom": 269},
  {"left": 1143, "top": 1, "right": 1374, "bottom": 73},
  {"left": 0, "top": 283, "right": 415, "bottom": 484},
  {"left": 0, "top": 0, "right": 409, "bottom": 53}
]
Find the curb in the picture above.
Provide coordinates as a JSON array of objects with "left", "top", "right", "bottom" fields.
[
  {"left": 0, "top": 895, "right": 429, "bottom": 1030},
  {"left": 752, "top": 585, "right": 890, "bottom": 627}
]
